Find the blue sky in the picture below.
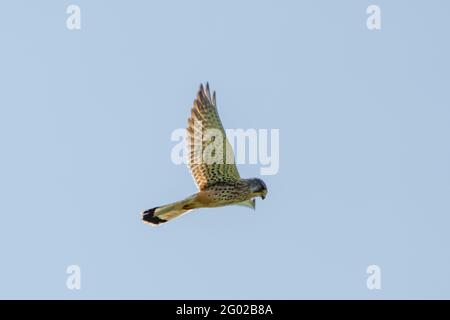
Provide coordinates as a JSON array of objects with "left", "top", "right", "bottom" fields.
[{"left": 0, "top": 1, "right": 449, "bottom": 299}]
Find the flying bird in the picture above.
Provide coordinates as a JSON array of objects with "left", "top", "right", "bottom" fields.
[{"left": 142, "top": 83, "right": 267, "bottom": 226}]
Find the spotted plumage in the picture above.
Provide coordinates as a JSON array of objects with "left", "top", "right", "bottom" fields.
[
  {"left": 142, "top": 83, "right": 268, "bottom": 226},
  {"left": 187, "top": 83, "right": 240, "bottom": 189}
]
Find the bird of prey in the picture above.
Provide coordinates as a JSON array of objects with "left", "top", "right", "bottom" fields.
[{"left": 142, "top": 83, "right": 268, "bottom": 226}]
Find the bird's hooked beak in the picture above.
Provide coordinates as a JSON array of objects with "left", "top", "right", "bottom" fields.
[{"left": 261, "top": 190, "right": 267, "bottom": 200}]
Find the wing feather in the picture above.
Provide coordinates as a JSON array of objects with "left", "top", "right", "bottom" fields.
[{"left": 186, "top": 83, "right": 240, "bottom": 190}]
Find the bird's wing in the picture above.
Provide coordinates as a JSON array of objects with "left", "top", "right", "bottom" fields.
[{"left": 187, "top": 83, "right": 240, "bottom": 190}]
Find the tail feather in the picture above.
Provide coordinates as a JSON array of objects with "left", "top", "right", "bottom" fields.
[
  {"left": 142, "top": 195, "right": 197, "bottom": 226},
  {"left": 142, "top": 207, "right": 168, "bottom": 225}
]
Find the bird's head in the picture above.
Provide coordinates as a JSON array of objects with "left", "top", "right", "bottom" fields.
[{"left": 247, "top": 178, "right": 268, "bottom": 200}]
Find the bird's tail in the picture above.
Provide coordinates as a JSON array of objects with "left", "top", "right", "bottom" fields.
[{"left": 142, "top": 195, "right": 198, "bottom": 226}]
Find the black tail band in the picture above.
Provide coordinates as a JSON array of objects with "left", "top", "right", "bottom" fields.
[{"left": 142, "top": 207, "right": 168, "bottom": 225}]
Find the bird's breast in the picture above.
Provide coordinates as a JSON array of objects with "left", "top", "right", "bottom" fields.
[{"left": 198, "top": 183, "right": 251, "bottom": 207}]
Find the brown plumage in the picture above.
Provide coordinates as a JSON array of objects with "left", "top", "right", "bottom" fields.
[{"left": 142, "top": 83, "right": 267, "bottom": 226}]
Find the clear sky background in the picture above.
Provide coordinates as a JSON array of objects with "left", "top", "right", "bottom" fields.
[{"left": 0, "top": 1, "right": 449, "bottom": 299}]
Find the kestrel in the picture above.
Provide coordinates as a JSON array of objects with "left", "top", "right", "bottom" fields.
[{"left": 142, "top": 83, "right": 268, "bottom": 226}]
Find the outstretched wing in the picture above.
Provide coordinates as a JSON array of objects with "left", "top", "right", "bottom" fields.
[{"left": 187, "top": 83, "right": 240, "bottom": 190}]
